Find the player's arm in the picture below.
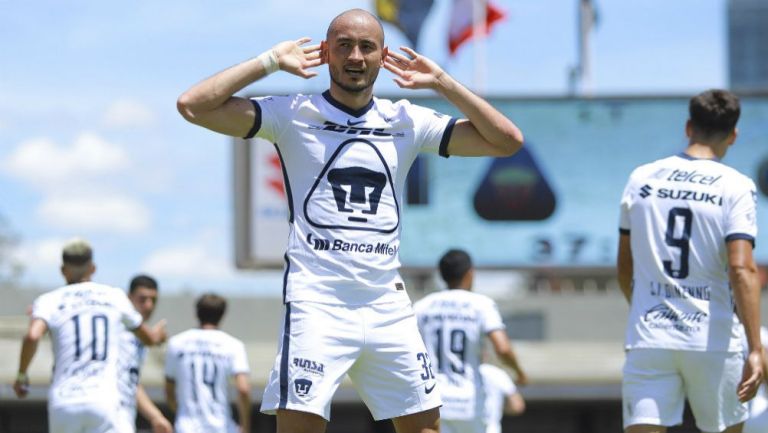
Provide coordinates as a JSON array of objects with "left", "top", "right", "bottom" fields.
[
  {"left": 617, "top": 233, "right": 633, "bottom": 303},
  {"left": 504, "top": 392, "right": 526, "bottom": 416},
  {"left": 383, "top": 47, "right": 523, "bottom": 157},
  {"left": 132, "top": 319, "right": 167, "bottom": 347},
  {"left": 14, "top": 318, "right": 48, "bottom": 398},
  {"left": 487, "top": 329, "right": 528, "bottom": 386},
  {"left": 164, "top": 378, "right": 177, "bottom": 414},
  {"left": 728, "top": 238, "right": 764, "bottom": 402},
  {"left": 177, "top": 38, "right": 323, "bottom": 137},
  {"left": 136, "top": 384, "right": 173, "bottom": 433},
  {"left": 233, "top": 373, "right": 251, "bottom": 433}
]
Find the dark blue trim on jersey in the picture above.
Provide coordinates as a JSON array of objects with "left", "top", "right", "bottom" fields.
[
  {"left": 438, "top": 117, "right": 458, "bottom": 158},
  {"left": 278, "top": 303, "right": 292, "bottom": 409},
  {"left": 244, "top": 99, "right": 263, "bottom": 139},
  {"left": 272, "top": 143, "right": 294, "bottom": 223},
  {"left": 619, "top": 228, "right": 630, "bottom": 235},
  {"left": 676, "top": 152, "right": 721, "bottom": 162},
  {"left": 726, "top": 233, "right": 755, "bottom": 248},
  {"left": 281, "top": 253, "right": 290, "bottom": 304},
  {"left": 322, "top": 90, "right": 374, "bottom": 118}
]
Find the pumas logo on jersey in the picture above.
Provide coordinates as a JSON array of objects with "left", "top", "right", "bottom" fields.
[
  {"left": 639, "top": 184, "right": 652, "bottom": 198},
  {"left": 304, "top": 138, "right": 400, "bottom": 233},
  {"left": 294, "top": 378, "right": 313, "bottom": 397},
  {"left": 308, "top": 121, "right": 405, "bottom": 137},
  {"left": 306, "top": 234, "right": 399, "bottom": 256}
]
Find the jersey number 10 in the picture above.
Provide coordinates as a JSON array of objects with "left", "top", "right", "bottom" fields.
[{"left": 71, "top": 313, "right": 109, "bottom": 361}]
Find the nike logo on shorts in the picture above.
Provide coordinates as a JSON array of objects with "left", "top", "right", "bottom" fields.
[
  {"left": 425, "top": 383, "right": 436, "bottom": 394},
  {"left": 346, "top": 119, "right": 365, "bottom": 126}
]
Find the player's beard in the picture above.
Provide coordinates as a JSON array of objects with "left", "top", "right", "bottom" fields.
[{"left": 330, "top": 65, "right": 380, "bottom": 93}]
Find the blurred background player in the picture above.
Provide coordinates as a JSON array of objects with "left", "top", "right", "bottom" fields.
[
  {"left": 617, "top": 89, "right": 763, "bottom": 433},
  {"left": 13, "top": 238, "right": 167, "bottom": 433},
  {"left": 743, "top": 325, "right": 768, "bottom": 433},
  {"left": 176, "top": 7, "right": 524, "bottom": 433},
  {"left": 164, "top": 293, "right": 251, "bottom": 433},
  {"left": 116, "top": 274, "right": 173, "bottom": 433},
  {"left": 414, "top": 249, "right": 528, "bottom": 433},
  {"left": 479, "top": 361, "right": 526, "bottom": 433}
]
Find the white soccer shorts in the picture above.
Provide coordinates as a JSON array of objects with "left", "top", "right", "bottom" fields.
[
  {"left": 48, "top": 401, "right": 124, "bottom": 433},
  {"left": 113, "top": 407, "right": 136, "bottom": 433},
  {"left": 622, "top": 348, "right": 747, "bottom": 432},
  {"left": 261, "top": 300, "right": 442, "bottom": 421}
]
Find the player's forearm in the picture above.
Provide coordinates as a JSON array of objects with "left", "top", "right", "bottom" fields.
[
  {"left": 178, "top": 55, "right": 272, "bottom": 119},
  {"left": 237, "top": 392, "right": 252, "bottom": 432},
  {"left": 731, "top": 264, "right": 762, "bottom": 353},
  {"left": 136, "top": 385, "right": 164, "bottom": 425},
  {"left": 434, "top": 73, "right": 523, "bottom": 156},
  {"left": 18, "top": 335, "right": 39, "bottom": 375},
  {"left": 617, "top": 235, "right": 633, "bottom": 303},
  {"left": 617, "top": 269, "right": 633, "bottom": 303},
  {"left": 497, "top": 349, "right": 525, "bottom": 377},
  {"left": 164, "top": 381, "right": 177, "bottom": 413}
]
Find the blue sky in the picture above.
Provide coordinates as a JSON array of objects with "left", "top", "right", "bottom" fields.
[{"left": 0, "top": 0, "right": 729, "bottom": 295}]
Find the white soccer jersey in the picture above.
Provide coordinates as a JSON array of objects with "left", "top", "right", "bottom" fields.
[
  {"left": 479, "top": 364, "right": 517, "bottom": 433},
  {"left": 247, "top": 92, "right": 456, "bottom": 305},
  {"left": 31, "top": 282, "right": 143, "bottom": 408},
  {"left": 619, "top": 153, "right": 758, "bottom": 352},
  {"left": 116, "top": 330, "right": 147, "bottom": 427},
  {"left": 414, "top": 289, "right": 505, "bottom": 420},
  {"left": 165, "top": 329, "right": 250, "bottom": 433}
]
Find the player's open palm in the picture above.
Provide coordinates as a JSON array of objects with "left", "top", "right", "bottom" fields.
[
  {"left": 384, "top": 47, "right": 447, "bottom": 90},
  {"left": 738, "top": 350, "right": 764, "bottom": 402},
  {"left": 273, "top": 37, "right": 323, "bottom": 79}
]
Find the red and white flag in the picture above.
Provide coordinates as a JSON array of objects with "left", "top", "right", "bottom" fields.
[{"left": 448, "top": 0, "right": 506, "bottom": 55}]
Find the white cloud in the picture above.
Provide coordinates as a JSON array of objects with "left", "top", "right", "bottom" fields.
[
  {"left": 3, "top": 133, "right": 129, "bottom": 189},
  {"left": 142, "top": 245, "right": 234, "bottom": 279},
  {"left": 38, "top": 195, "right": 150, "bottom": 233},
  {"left": 103, "top": 99, "right": 155, "bottom": 129},
  {"left": 14, "top": 238, "right": 64, "bottom": 270}
]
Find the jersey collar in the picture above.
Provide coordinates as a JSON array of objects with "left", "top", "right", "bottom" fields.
[
  {"left": 322, "top": 90, "right": 374, "bottom": 118},
  {"left": 676, "top": 152, "right": 721, "bottom": 162}
]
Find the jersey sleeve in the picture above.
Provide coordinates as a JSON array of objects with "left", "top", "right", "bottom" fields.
[
  {"left": 243, "top": 95, "right": 296, "bottom": 142},
  {"left": 724, "top": 177, "right": 757, "bottom": 247},
  {"left": 618, "top": 172, "right": 636, "bottom": 235},
  {"left": 481, "top": 298, "right": 505, "bottom": 333},
  {"left": 164, "top": 340, "right": 178, "bottom": 380},
  {"left": 230, "top": 340, "right": 250, "bottom": 375},
  {"left": 30, "top": 293, "right": 55, "bottom": 324},
  {"left": 114, "top": 290, "right": 143, "bottom": 330},
  {"left": 407, "top": 104, "right": 457, "bottom": 157}
]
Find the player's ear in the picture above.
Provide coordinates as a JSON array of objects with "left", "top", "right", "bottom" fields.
[
  {"left": 684, "top": 120, "right": 693, "bottom": 138},
  {"left": 320, "top": 40, "right": 328, "bottom": 64},
  {"left": 728, "top": 127, "right": 738, "bottom": 145},
  {"left": 381, "top": 46, "right": 388, "bottom": 65}
]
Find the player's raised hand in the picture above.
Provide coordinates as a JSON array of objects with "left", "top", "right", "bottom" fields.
[
  {"left": 384, "top": 46, "right": 447, "bottom": 90},
  {"left": 152, "top": 319, "right": 168, "bottom": 345},
  {"left": 737, "top": 349, "right": 764, "bottom": 402},
  {"left": 273, "top": 37, "right": 324, "bottom": 79}
]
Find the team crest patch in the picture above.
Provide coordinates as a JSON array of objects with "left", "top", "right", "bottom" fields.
[
  {"left": 294, "top": 378, "right": 313, "bottom": 397},
  {"left": 304, "top": 138, "right": 399, "bottom": 233}
]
